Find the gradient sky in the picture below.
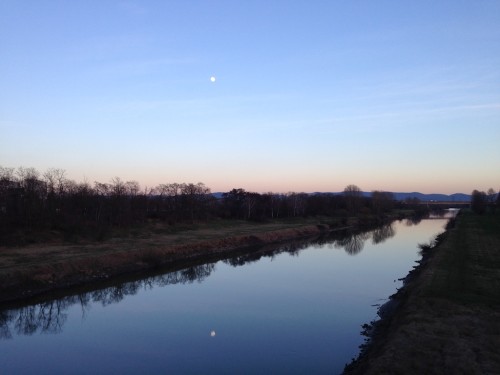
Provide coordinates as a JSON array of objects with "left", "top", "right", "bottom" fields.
[{"left": 1, "top": 1, "right": 499, "bottom": 194}]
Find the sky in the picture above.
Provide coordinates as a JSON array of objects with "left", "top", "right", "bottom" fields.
[{"left": 1, "top": 1, "right": 499, "bottom": 194}]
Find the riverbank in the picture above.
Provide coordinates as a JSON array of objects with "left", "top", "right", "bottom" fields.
[
  {"left": 344, "top": 210, "right": 500, "bottom": 374},
  {"left": 0, "top": 217, "right": 365, "bottom": 303}
]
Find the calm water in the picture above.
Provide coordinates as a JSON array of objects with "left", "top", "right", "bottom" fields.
[{"left": 0, "top": 214, "right": 453, "bottom": 374}]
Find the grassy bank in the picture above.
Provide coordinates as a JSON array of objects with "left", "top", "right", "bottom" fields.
[
  {"left": 424, "top": 210, "right": 500, "bottom": 306},
  {"left": 345, "top": 210, "right": 500, "bottom": 374},
  {"left": 1, "top": 216, "right": 372, "bottom": 303}
]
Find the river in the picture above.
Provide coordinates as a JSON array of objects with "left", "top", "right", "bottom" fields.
[{"left": 0, "top": 213, "right": 455, "bottom": 374}]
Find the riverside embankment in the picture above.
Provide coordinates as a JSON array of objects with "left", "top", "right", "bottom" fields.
[
  {"left": 344, "top": 210, "right": 500, "bottom": 374},
  {"left": 0, "top": 218, "right": 360, "bottom": 303}
]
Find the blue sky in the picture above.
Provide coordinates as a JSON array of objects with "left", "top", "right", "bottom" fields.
[{"left": 1, "top": 1, "right": 499, "bottom": 194}]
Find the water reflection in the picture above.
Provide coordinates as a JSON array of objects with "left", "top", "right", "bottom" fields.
[
  {"left": 334, "top": 232, "right": 370, "bottom": 255},
  {"left": 372, "top": 224, "right": 396, "bottom": 245},
  {"left": 1, "top": 300, "right": 69, "bottom": 338},
  {"left": 405, "top": 208, "right": 459, "bottom": 226},
  {"left": 405, "top": 216, "right": 423, "bottom": 226},
  {"left": 0, "top": 222, "right": 398, "bottom": 339}
]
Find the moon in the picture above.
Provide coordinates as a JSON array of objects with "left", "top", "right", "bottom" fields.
[{"left": 210, "top": 76, "right": 216, "bottom": 82}]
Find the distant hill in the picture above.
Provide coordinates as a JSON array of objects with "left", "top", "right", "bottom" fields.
[
  {"left": 390, "top": 192, "right": 471, "bottom": 202},
  {"left": 359, "top": 192, "right": 468, "bottom": 201},
  {"left": 213, "top": 191, "right": 471, "bottom": 201},
  {"left": 310, "top": 191, "right": 471, "bottom": 201}
]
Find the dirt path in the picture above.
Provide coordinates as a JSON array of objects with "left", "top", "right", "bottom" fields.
[{"left": 344, "top": 211, "right": 500, "bottom": 374}]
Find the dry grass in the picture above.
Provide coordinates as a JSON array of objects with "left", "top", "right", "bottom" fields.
[
  {"left": 0, "top": 218, "right": 333, "bottom": 302},
  {"left": 425, "top": 210, "right": 500, "bottom": 306},
  {"left": 346, "top": 210, "right": 500, "bottom": 374}
]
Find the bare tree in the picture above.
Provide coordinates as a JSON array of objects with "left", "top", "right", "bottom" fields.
[
  {"left": 110, "top": 177, "right": 126, "bottom": 197},
  {"left": 486, "top": 188, "right": 497, "bottom": 212},
  {"left": 487, "top": 188, "right": 497, "bottom": 204},
  {"left": 0, "top": 166, "right": 16, "bottom": 183},
  {"left": 94, "top": 182, "right": 111, "bottom": 223},
  {"left": 156, "top": 183, "right": 184, "bottom": 222},
  {"left": 286, "top": 192, "right": 307, "bottom": 217},
  {"left": 263, "top": 192, "right": 281, "bottom": 218},
  {"left": 244, "top": 192, "right": 259, "bottom": 219},
  {"left": 181, "top": 182, "right": 211, "bottom": 222},
  {"left": 125, "top": 181, "right": 141, "bottom": 196},
  {"left": 43, "top": 168, "right": 66, "bottom": 195},
  {"left": 372, "top": 191, "right": 394, "bottom": 215},
  {"left": 14, "top": 167, "right": 46, "bottom": 228},
  {"left": 0, "top": 166, "right": 18, "bottom": 234},
  {"left": 222, "top": 188, "right": 247, "bottom": 219},
  {"left": 344, "top": 184, "right": 362, "bottom": 213},
  {"left": 471, "top": 190, "right": 487, "bottom": 214}
]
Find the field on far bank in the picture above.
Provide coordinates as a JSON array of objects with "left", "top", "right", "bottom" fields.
[{"left": 346, "top": 210, "right": 500, "bottom": 374}]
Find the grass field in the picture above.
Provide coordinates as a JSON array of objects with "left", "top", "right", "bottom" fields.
[{"left": 425, "top": 210, "right": 500, "bottom": 307}]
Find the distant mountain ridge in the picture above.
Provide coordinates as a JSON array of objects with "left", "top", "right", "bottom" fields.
[
  {"left": 389, "top": 192, "right": 471, "bottom": 202},
  {"left": 318, "top": 192, "right": 471, "bottom": 201},
  {"left": 213, "top": 191, "right": 471, "bottom": 201}
]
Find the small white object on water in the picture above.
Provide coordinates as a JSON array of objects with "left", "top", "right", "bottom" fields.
[
  {"left": 210, "top": 76, "right": 216, "bottom": 82},
  {"left": 210, "top": 330, "right": 216, "bottom": 337}
]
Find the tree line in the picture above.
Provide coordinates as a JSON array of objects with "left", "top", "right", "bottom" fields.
[{"left": 1, "top": 166, "right": 404, "bottom": 245}]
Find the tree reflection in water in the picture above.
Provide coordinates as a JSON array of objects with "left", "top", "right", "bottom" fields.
[
  {"left": 0, "top": 263, "right": 218, "bottom": 339},
  {"left": 372, "top": 224, "right": 396, "bottom": 245},
  {"left": 0, "top": 221, "right": 399, "bottom": 339},
  {"left": 334, "top": 232, "right": 371, "bottom": 255},
  {"left": 405, "top": 216, "right": 423, "bottom": 226},
  {"left": 0, "top": 300, "right": 70, "bottom": 339}
]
